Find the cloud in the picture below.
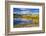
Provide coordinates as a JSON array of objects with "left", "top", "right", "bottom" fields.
[
  {"left": 13, "top": 8, "right": 39, "bottom": 14},
  {"left": 20, "top": 8, "right": 27, "bottom": 11},
  {"left": 13, "top": 10, "right": 32, "bottom": 14}
]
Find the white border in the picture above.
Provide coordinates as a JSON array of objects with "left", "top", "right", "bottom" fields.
[{"left": 10, "top": 5, "right": 42, "bottom": 32}]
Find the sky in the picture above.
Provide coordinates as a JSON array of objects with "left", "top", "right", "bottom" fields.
[{"left": 13, "top": 8, "right": 39, "bottom": 14}]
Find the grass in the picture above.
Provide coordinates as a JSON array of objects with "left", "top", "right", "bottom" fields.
[{"left": 13, "top": 22, "right": 39, "bottom": 28}]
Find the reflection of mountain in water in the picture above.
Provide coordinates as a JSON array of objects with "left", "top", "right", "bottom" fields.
[{"left": 13, "top": 18, "right": 33, "bottom": 25}]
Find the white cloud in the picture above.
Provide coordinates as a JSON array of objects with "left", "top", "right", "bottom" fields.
[
  {"left": 20, "top": 8, "right": 27, "bottom": 10},
  {"left": 19, "top": 11, "right": 32, "bottom": 14}
]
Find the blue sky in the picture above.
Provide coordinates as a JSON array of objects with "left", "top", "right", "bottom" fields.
[{"left": 13, "top": 8, "right": 39, "bottom": 14}]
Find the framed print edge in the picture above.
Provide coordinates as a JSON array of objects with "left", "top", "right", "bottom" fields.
[{"left": 5, "top": 1, "right": 45, "bottom": 36}]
